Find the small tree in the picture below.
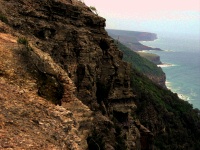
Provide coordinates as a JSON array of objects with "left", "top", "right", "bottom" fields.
[{"left": 90, "top": 6, "right": 98, "bottom": 15}]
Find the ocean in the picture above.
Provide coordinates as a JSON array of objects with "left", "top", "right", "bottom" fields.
[{"left": 141, "top": 33, "right": 200, "bottom": 109}]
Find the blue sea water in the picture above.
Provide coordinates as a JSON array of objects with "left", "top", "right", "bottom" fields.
[{"left": 141, "top": 33, "right": 200, "bottom": 109}]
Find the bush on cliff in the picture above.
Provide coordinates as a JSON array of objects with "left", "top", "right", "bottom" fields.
[{"left": 0, "top": 13, "right": 8, "bottom": 23}]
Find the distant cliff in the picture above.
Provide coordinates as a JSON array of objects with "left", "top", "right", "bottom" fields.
[
  {"left": 107, "top": 29, "right": 158, "bottom": 41},
  {"left": 137, "top": 52, "right": 162, "bottom": 65},
  {"left": 107, "top": 29, "right": 162, "bottom": 51},
  {"left": 115, "top": 40, "right": 166, "bottom": 88},
  {"left": 0, "top": 0, "right": 200, "bottom": 150}
]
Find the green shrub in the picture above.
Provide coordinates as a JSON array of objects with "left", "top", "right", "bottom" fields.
[
  {"left": 17, "top": 37, "right": 28, "bottom": 45},
  {"left": 89, "top": 6, "right": 98, "bottom": 15},
  {"left": 0, "top": 13, "right": 8, "bottom": 23}
]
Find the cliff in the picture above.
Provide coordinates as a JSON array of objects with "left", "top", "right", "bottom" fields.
[
  {"left": 0, "top": 21, "right": 93, "bottom": 149},
  {"left": 0, "top": 0, "right": 150, "bottom": 149},
  {"left": 115, "top": 41, "right": 166, "bottom": 88},
  {"left": 108, "top": 30, "right": 165, "bottom": 87},
  {"left": 107, "top": 29, "right": 162, "bottom": 51},
  {"left": 107, "top": 29, "right": 158, "bottom": 41},
  {"left": 137, "top": 52, "right": 162, "bottom": 65},
  {"left": 1, "top": 0, "right": 200, "bottom": 150}
]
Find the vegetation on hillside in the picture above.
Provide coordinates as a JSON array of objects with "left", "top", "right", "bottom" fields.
[
  {"left": 137, "top": 51, "right": 162, "bottom": 65},
  {"left": 0, "top": 13, "right": 8, "bottom": 23},
  {"left": 115, "top": 40, "right": 164, "bottom": 77},
  {"left": 89, "top": 6, "right": 98, "bottom": 15},
  {"left": 116, "top": 40, "right": 200, "bottom": 149},
  {"left": 131, "top": 69, "right": 200, "bottom": 149}
]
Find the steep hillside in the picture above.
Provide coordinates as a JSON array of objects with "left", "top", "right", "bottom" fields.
[
  {"left": 0, "top": 0, "right": 200, "bottom": 150},
  {"left": 112, "top": 31, "right": 200, "bottom": 150},
  {"left": 115, "top": 41, "right": 166, "bottom": 88},
  {"left": 107, "top": 29, "right": 163, "bottom": 66},
  {"left": 0, "top": 22, "right": 93, "bottom": 150},
  {"left": 131, "top": 70, "right": 200, "bottom": 149},
  {"left": 137, "top": 52, "right": 162, "bottom": 65},
  {"left": 0, "top": 0, "right": 144, "bottom": 149}
]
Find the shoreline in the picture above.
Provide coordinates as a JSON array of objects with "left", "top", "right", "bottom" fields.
[
  {"left": 138, "top": 36, "right": 195, "bottom": 104},
  {"left": 157, "top": 63, "right": 175, "bottom": 68},
  {"left": 139, "top": 34, "right": 159, "bottom": 42},
  {"left": 165, "top": 81, "right": 190, "bottom": 101},
  {"left": 140, "top": 38, "right": 163, "bottom": 51},
  {"left": 139, "top": 38, "right": 159, "bottom": 43}
]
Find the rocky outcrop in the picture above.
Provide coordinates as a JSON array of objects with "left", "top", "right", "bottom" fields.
[
  {"left": 1, "top": 0, "right": 134, "bottom": 105},
  {"left": 149, "top": 55, "right": 162, "bottom": 65},
  {"left": 146, "top": 73, "right": 166, "bottom": 88},
  {"left": 0, "top": 0, "right": 153, "bottom": 149},
  {"left": 137, "top": 52, "right": 162, "bottom": 65},
  {"left": 135, "top": 52, "right": 166, "bottom": 87}
]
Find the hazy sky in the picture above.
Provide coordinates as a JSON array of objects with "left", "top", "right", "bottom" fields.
[{"left": 84, "top": 0, "right": 200, "bottom": 36}]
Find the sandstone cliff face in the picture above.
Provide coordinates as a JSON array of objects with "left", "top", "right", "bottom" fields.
[{"left": 0, "top": 0, "right": 153, "bottom": 149}]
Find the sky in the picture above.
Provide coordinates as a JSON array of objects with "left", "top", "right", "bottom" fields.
[{"left": 83, "top": 0, "right": 200, "bottom": 36}]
